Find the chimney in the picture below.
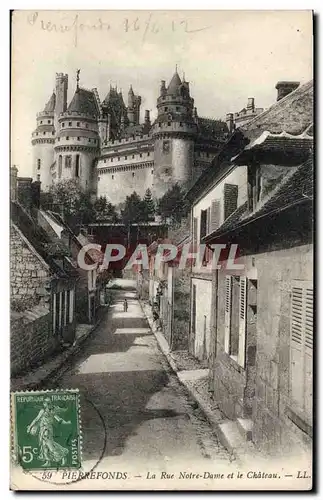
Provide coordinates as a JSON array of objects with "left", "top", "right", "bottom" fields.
[
  {"left": 247, "top": 98, "right": 255, "bottom": 111},
  {"left": 160, "top": 80, "right": 166, "bottom": 96},
  {"left": 226, "top": 113, "right": 234, "bottom": 134},
  {"left": 10, "top": 166, "right": 18, "bottom": 201},
  {"left": 145, "top": 110, "right": 150, "bottom": 125},
  {"left": 31, "top": 181, "right": 41, "bottom": 209},
  {"left": 17, "top": 177, "right": 33, "bottom": 211},
  {"left": 275, "top": 81, "right": 300, "bottom": 102}
]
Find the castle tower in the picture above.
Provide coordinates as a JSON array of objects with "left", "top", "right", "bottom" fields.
[
  {"left": 31, "top": 91, "right": 56, "bottom": 190},
  {"left": 54, "top": 70, "right": 100, "bottom": 191},
  {"left": 151, "top": 69, "right": 197, "bottom": 198},
  {"left": 54, "top": 73, "right": 68, "bottom": 131},
  {"left": 127, "top": 85, "right": 135, "bottom": 126}
]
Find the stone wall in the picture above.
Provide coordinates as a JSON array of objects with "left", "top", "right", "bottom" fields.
[
  {"left": 11, "top": 305, "right": 57, "bottom": 376},
  {"left": 172, "top": 266, "right": 191, "bottom": 350},
  {"left": 10, "top": 224, "right": 51, "bottom": 307}
]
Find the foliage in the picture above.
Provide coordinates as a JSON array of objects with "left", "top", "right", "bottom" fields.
[
  {"left": 141, "top": 188, "right": 155, "bottom": 222},
  {"left": 157, "top": 183, "right": 189, "bottom": 223},
  {"left": 93, "top": 196, "right": 119, "bottom": 223},
  {"left": 121, "top": 191, "right": 143, "bottom": 225}
]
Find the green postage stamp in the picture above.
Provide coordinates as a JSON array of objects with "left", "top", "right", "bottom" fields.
[{"left": 11, "top": 390, "right": 81, "bottom": 471}]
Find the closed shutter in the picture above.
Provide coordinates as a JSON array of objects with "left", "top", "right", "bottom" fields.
[
  {"left": 290, "top": 283, "right": 313, "bottom": 416},
  {"left": 211, "top": 200, "right": 221, "bottom": 232},
  {"left": 52, "top": 293, "right": 56, "bottom": 333},
  {"left": 193, "top": 217, "right": 198, "bottom": 251},
  {"left": 69, "top": 289, "right": 74, "bottom": 323},
  {"left": 206, "top": 207, "right": 211, "bottom": 234},
  {"left": 192, "top": 284, "right": 197, "bottom": 337},
  {"left": 238, "top": 277, "right": 247, "bottom": 367},
  {"left": 200, "top": 210, "right": 207, "bottom": 240},
  {"left": 224, "top": 276, "right": 232, "bottom": 353},
  {"left": 58, "top": 292, "right": 63, "bottom": 329},
  {"left": 64, "top": 290, "right": 68, "bottom": 326}
]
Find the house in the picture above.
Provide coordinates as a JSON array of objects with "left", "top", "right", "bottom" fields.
[
  {"left": 10, "top": 199, "right": 78, "bottom": 376},
  {"left": 36, "top": 210, "right": 103, "bottom": 324},
  {"left": 191, "top": 79, "right": 313, "bottom": 454}
]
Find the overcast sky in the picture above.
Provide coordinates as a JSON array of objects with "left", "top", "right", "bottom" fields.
[{"left": 11, "top": 10, "right": 313, "bottom": 177}]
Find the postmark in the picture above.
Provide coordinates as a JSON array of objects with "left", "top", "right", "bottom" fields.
[{"left": 11, "top": 390, "right": 81, "bottom": 471}]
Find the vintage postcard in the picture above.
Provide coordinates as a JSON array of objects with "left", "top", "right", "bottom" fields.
[{"left": 10, "top": 10, "right": 313, "bottom": 491}]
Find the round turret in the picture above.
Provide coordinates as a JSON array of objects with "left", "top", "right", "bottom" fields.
[
  {"left": 54, "top": 85, "right": 100, "bottom": 190},
  {"left": 152, "top": 70, "right": 197, "bottom": 199},
  {"left": 31, "top": 92, "right": 56, "bottom": 190}
]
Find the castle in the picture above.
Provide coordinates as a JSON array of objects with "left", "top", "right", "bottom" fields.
[{"left": 31, "top": 69, "right": 261, "bottom": 206}]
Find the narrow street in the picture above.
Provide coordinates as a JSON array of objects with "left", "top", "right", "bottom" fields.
[{"left": 50, "top": 279, "right": 230, "bottom": 480}]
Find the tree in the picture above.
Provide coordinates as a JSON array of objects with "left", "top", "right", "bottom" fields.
[
  {"left": 157, "top": 183, "right": 188, "bottom": 223},
  {"left": 121, "top": 192, "right": 143, "bottom": 225},
  {"left": 141, "top": 188, "right": 155, "bottom": 222},
  {"left": 93, "top": 196, "right": 119, "bottom": 223},
  {"left": 49, "top": 180, "right": 95, "bottom": 230}
]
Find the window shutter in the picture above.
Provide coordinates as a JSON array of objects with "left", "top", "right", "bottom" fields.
[
  {"left": 290, "top": 284, "right": 313, "bottom": 415},
  {"left": 200, "top": 210, "right": 207, "bottom": 240},
  {"left": 193, "top": 217, "right": 198, "bottom": 251},
  {"left": 52, "top": 293, "right": 56, "bottom": 333},
  {"left": 206, "top": 207, "right": 211, "bottom": 234},
  {"left": 211, "top": 200, "right": 221, "bottom": 232},
  {"left": 224, "top": 276, "right": 232, "bottom": 353},
  {"left": 238, "top": 277, "right": 247, "bottom": 367},
  {"left": 69, "top": 289, "right": 74, "bottom": 323},
  {"left": 191, "top": 284, "right": 197, "bottom": 336},
  {"left": 58, "top": 292, "right": 63, "bottom": 329}
]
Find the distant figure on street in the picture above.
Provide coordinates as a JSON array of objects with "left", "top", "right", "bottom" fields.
[{"left": 123, "top": 298, "right": 128, "bottom": 312}]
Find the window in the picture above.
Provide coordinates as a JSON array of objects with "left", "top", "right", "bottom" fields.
[
  {"left": 211, "top": 200, "right": 221, "bottom": 232},
  {"left": 111, "top": 158, "right": 113, "bottom": 162},
  {"left": 65, "top": 155, "right": 72, "bottom": 169},
  {"left": 66, "top": 136, "right": 69, "bottom": 140},
  {"left": 62, "top": 123, "right": 65, "bottom": 127},
  {"left": 37, "top": 174, "right": 40, "bottom": 182},
  {"left": 167, "top": 122, "right": 171, "bottom": 126},
  {"left": 75, "top": 155, "right": 80, "bottom": 177},
  {"left": 48, "top": 120, "right": 51, "bottom": 124},
  {"left": 224, "top": 276, "right": 248, "bottom": 367},
  {"left": 132, "top": 155, "right": 135, "bottom": 159},
  {"left": 159, "top": 123, "right": 161, "bottom": 128},
  {"left": 224, "top": 184, "right": 238, "bottom": 220},
  {"left": 89, "top": 139, "right": 91, "bottom": 143},
  {"left": 104, "top": 159, "right": 106, "bottom": 163},
  {"left": 37, "top": 159, "right": 41, "bottom": 170},
  {"left": 180, "top": 122, "right": 183, "bottom": 127},
  {"left": 77, "top": 137, "right": 80, "bottom": 141},
  {"left": 147, "top": 152, "right": 150, "bottom": 156},
  {"left": 200, "top": 209, "right": 207, "bottom": 241},
  {"left": 40, "top": 121, "right": 43, "bottom": 124},
  {"left": 125, "top": 156, "right": 127, "bottom": 160},
  {"left": 58, "top": 155, "right": 62, "bottom": 179},
  {"left": 163, "top": 140, "right": 170, "bottom": 153},
  {"left": 77, "top": 122, "right": 80, "bottom": 127},
  {"left": 112, "top": 175, "right": 114, "bottom": 180},
  {"left": 290, "top": 282, "right": 313, "bottom": 419},
  {"left": 69, "top": 121, "right": 72, "bottom": 126},
  {"left": 118, "top": 157, "right": 120, "bottom": 161},
  {"left": 151, "top": 170, "right": 154, "bottom": 174},
  {"left": 164, "top": 107, "right": 168, "bottom": 111},
  {"left": 248, "top": 164, "right": 261, "bottom": 211},
  {"left": 132, "top": 172, "right": 135, "bottom": 177},
  {"left": 139, "top": 153, "right": 142, "bottom": 158},
  {"left": 176, "top": 106, "right": 180, "bottom": 111}
]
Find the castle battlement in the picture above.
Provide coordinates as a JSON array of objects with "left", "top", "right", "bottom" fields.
[
  {"left": 37, "top": 111, "right": 54, "bottom": 118},
  {"left": 59, "top": 111, "right": 98, "bottom": 120}
]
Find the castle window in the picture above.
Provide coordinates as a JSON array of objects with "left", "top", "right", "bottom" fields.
[
  {"left": 180, "top": 122, "right": 183, "bottom": 127},
  {"left": 48, "top": 120, "right": 51, "bottom": 124},
  {"left": 159, "top": 123, "right": 161, "bottom": 128},
  {"left": 77, "top": 137, "right": 80, "bottom": 141},
  {"left": 164, "top": 107, "right": 168, "bottom": 111},
  {"left": 62, "top": 123, "right": 65, "bottom": 127},
  {"left": 111, "top": 158, "right": 113, "bottom": 162},
  {"left": 58, "top": 155, "right": 62, "bottom": 178},
  {"left": 36, "top": 132, "right": 38, "bottom": 136},
  {"left": 69, "top": 122, "right": 72, "bottom": 126},
  {"left": 151, "top": 170, "right": 154, "bottom": 174},
  {"left": 118, "top": 157, "right": 120, "bottom": 161},
  {"left": 77, "top": 122, "right": 80, "bottom": 127},
  {"left": 89, "top": 139, "right": 91, "bottom": 143},
  {"left": 104, "top": 159, "right": 106, "bottom": 163},
  {"left": 98, "top": 177, "right": 100, "bottom": 181},
  {"left": 125, "top": 156, "right": 127, "bottom": 160},
  {"left": 147, "top": 152, "right": 150, "bottom": 156},
  {"left": 132, "top": 172, "right": 135, "bottom": 177},
  {"left": 52, "top": 131, "right": 55, "bottom": 135},
  {"left": 167, "top": 122, "right": 171, "bottom": 126},
  {"left": 58, "top": 137, "right": 60, "bottom": 141},
  {"left": 66, "top": 136, "right": 69, "bottom": 140},
  {"left": 75, "top": 155, "right": 80, "bottom": 178},
  {"left": 162, "top": 140, "right": 170, "bottom": 153},
  {"left": 176, "top": 107, "right": 180, "bottom": 111},
  {"left": 132, "top": 155, "right": 135, "bottom": 159},
  {"left": 65, "top": 155, "right": 72, "bottom": 169},
  {"left": 112, "top": 175, "right": 114, "bottom": 180},
  {"left": 37, "top": 159, "right": 41, "bottom": 170},
  {"left": 140, "top": 153, "right": 142, "bottom": 158},
  {"left": 37, "top": 174, "right": 40, "bottom": 182},
  {"left": 40, "top": 121, "right": 43, "bottom": 124},
  {"left": 43, "top": 132, "right": 46, "bottom": 135}
]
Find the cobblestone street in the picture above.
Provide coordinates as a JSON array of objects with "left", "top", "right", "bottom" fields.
[{"left": 48, "top": 280, "right": 230, "bottom": 476}]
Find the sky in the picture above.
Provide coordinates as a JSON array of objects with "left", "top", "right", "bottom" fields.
[{"left": 11, "top": 10, "right": 313, "bottom": 177}]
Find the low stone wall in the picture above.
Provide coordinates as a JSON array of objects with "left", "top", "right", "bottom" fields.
[{"left": 11, "top": 305, "right": 58, "bottom": 377}]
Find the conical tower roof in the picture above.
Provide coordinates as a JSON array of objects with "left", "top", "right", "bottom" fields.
[
  {"left": 67, "top": 88, "right": 98, "bottom": 116},
  {"left": 42, "top": 92, "right": 56, "bottom": 113},
  {"left": 167, "top": 70, "right": 182, "bottom": 95}
]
